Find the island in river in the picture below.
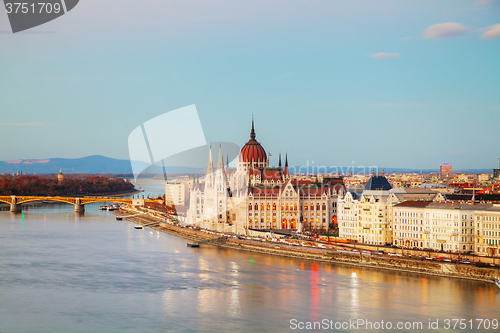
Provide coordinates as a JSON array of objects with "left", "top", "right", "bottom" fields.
[{"left": 0, "top": 174, "right": 137, "bottom": 197}]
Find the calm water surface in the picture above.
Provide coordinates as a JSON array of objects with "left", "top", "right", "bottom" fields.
[{"left": 0, "top": 202, "right": 499, "bottom": 333}]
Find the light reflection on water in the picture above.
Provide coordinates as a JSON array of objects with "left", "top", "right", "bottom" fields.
[{"left": 0, "top": 204, "right": 499, "bottom": 333}]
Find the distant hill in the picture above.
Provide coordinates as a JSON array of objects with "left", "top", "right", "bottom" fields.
[
  {"left": 0, "top": 155, "right": 204, "bottom": 174},
  {"left": 0, "top": 155, "right": 493, "bottom": 175}
]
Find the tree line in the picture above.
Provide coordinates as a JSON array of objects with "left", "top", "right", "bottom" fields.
[{"left": 0, "top": 175, "right": 136, "bottom": 196}]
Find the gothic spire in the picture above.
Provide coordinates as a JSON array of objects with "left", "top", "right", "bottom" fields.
[
  {"left": 217, "top": 145, "right": 224, "bottom": 171},
  {"left": 284, "top": 153, "right": 289, "bottom": 177},
  {"left": 207, "top": 145, "right": 214, "bottom": 175},
  {"left": 250, "top": 114, "right": 256, "bottom": 141}
]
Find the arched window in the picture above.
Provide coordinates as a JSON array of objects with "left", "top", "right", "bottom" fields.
[
  {"left": 267, "top": 203, "right": 270, "bottom": 210},
  {"left": 249, "top": 204, "right": 252, "bottom": 210},
  {"left": 304, "top": 203, "right": 308, "bottom": 210},
  {"left": 317, "top": 203, "right": 320, "bottom": 211},
  {"left": 273, "top": 203, "right": 276, "bottom": 210},
  {"left": 322, "top": 204, "right": 326, "bottom": 210},
  {"left": 261, "top": 203, "right": 264, "bottom": 211},
  {"left": 286, "top": 203, "right": 289, "bottom": 211},
  {"left": 282, "top": 203, "right": 285, "bottom": 210},
  {"left": 255, "top": 203, "right": 258, "bottom": 210},
  {"left": 310, "top": 203, "right": 315, "bottom": 211}
]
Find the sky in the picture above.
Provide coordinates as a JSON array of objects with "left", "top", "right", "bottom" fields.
[{"left": 0, "top": 0, "right": 499, "bottom": 170}]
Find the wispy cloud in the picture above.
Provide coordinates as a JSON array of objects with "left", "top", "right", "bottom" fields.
[
  {"left": 478, "top": 24, "right": 500, "bottom": 39},
  {"left": 369, "top": 52, "right": 401, "bottom": 59},
  {"left": 0, "top": 122, "right": 47, "bottom": 126},
  {"left": 166, "top": 29, "right": 175, "bottom": 36},
  {"left": 475, "top": 0, "right": 493, "bottom": 6},
  {"left": 401, "top": 36, "right": 411, "bottom": 40},
  {"left": 423, "top": 23, "right": 468, "bottom": 39}
]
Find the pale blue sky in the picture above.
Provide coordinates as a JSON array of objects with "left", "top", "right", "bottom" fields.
[{"left": 0, "top": 0, "right": 499, "bottom": 170}]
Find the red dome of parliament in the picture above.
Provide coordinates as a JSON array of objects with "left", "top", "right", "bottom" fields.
[{"left": 239, "top": 120, "right": 267, "bottom": 163}]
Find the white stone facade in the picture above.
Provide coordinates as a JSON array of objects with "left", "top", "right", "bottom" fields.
[
  {"left": 474, "top": 205, "right": 500, "bottom": 257},
  {"left": 185, "top": 122, "right": 344, "bottom": 234}
]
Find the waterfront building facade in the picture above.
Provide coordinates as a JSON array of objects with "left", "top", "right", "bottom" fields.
[
  {"left": 392, "top": 202, "right": 476, "bottom": 252},
  {"left": 392, "top": 201, "right": 432, "bottom": 249},
  {"left": 338, "top": 174, "right": 440, "bottom": 245},
  {"left": 165, "top": 181, "right": 190, "bottom": 207},
  {"left": 474, "top": 205, "right": 500, "bottom": 257},
  {"left": 186, "top": 121, "right": 344, "bottom": 234},
  {"left": 392, "top": 202, "right": 500, "bottom": 254}
]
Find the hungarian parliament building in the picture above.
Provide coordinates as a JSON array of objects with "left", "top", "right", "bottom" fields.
[{"left": 186, "top": 120, "right": 345, "bottom": 234}]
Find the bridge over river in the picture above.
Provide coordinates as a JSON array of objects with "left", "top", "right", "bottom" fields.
[{"left": 0, "top": 195, "right": 156, "bottom": 213}]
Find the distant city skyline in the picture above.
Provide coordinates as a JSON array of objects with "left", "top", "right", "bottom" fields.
[{"left": 0, "top": 0, "right": 499, "bottom": 169}]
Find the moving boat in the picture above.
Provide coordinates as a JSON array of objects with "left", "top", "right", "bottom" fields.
[{"left": 495, "top": 277, "right": 500, "bottom": 289}]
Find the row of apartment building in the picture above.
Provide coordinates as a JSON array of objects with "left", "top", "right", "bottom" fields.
[
  {"left": 338, "top": 174, "right": 500, "bottom": 257},
  {"left": 392, "top": 201, "right": 500, "bottom": 256}
]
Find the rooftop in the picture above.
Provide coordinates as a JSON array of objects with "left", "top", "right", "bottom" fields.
[
  {"left": 364, "top": 175, "right": 392, "bottom": 191},
  {"left": 394, "top": 200, "right": 433, "bottom": 208}
]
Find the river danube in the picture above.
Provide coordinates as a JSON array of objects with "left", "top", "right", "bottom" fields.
[{"left": 0, "top": 193, "right": 499, "bottom": 332}]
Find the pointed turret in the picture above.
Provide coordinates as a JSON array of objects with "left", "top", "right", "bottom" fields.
[
  {"left": 284, "top": 153, "right": 289, "bottom": 177},
  {"left": 278, "top": 152, "right": 282, "bottom": 169},
  {"left": 217, "top": 145, "right": 224, "bottom": 171},
  {"left": 206, "top": 145, "right": 214, "bottom": 175},
  {"left": 225, "top": 155, "right": 231, "bottom": 175}
]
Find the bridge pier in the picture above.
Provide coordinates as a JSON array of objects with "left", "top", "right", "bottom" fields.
[
  {"left": 10, "top": 203, "right": 22, "bottom": 213},
  {"left": 10, "top": 195, "right": 21, "bottom": 212},
  {"left": 74, "top": 199, "right": 85, "bottom": 213}
]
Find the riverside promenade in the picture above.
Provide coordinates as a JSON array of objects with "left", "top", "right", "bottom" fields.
[{"left": 114, "top": 209, "right": 500, "bottom": 285}]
